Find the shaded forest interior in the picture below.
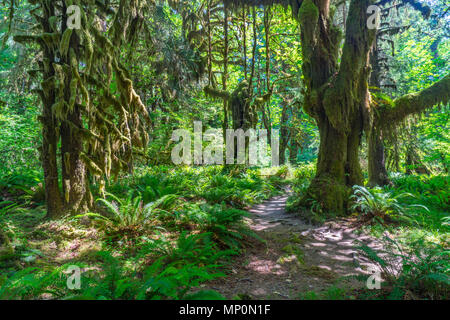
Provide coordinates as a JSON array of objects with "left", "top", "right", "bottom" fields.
[{"left": 0, "top": 0, "right": 448, "bottom": 300}]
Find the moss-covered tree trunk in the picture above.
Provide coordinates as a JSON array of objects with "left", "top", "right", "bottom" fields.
[
  {"left": 38, "top": 5, "right": 64, "bottom": 218},
  {"left": 14, "top": 0, "right": 151, "bottom": 218},
  {"left": 309, "top": 113, "right": 365, "bottom": 213},
  {"left": 368, "top": 124, "right": 390, "bottom": 186},
  {"left": 60, "top": 109, "right": 90, "bottom": 214},
  {"left": 59, "top": 4, "right": 90, "bottom": 214},
  {"left": 296, "top": 0, "right": 375, "bottom": 214},
  {"left": 41, "top": 86, "right": 64, "bottom": 218}
]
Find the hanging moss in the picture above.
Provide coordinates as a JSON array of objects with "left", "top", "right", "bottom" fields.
[
  {"left": 298, "top": 0, "right": 319, "bottom": 30},
  {"left": 60, "top": 28, "right": 73, "bottom": 59},
  {"left": 13, "top": 0, "right": 153, "bottom": 215},
  {"left": 80, "top": 153, "right": 103, "bottom": 177},
  {"left": 379, "top": 74, "right": 450, "bottom": 126}
]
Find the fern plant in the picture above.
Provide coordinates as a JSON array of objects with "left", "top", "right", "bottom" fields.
[
  {"left": 75, "top": 192, "right": 178, "bottom": 237},
  {"left": 199, "top": 204, "right": 257, "bottom": 249},
  {"left": 0, "top": 200, "right": 19, "bottom": 255},
  {"left": 350, "top": 185, "right": 429, "bottom": 224},
  {"left": 357, "top": 237, "right": 449, "bottom": 300},
  {"left": 0, "top": 250, "right": 226, "bottom": 300}
]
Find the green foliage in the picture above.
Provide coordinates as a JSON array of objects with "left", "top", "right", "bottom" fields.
[
  {"left": 357, "top": 237, "right": 449, "bottom": 300},
  {"left": 0, "top": 93, "right": 40, "bottom": 177},
  {"left": 292, "top": 163, "right": 316, "bottom": 181},
  {"left": 0, "top": 251, "right": 226, "bottom": 300},
  {"left": 75, "top": 192, "right": 179, "bottom": 239},
  {"left": 118, "top": 166, "right": 280, "bottom": 210},
  {"left": 0, "top": 200, "right": 19, "bottom": 253},
  {"left": 389, "top": 174, "right": 449, "bottom": 211},
  {"left": 138, "top": 232, "right": 235, "bottom": 266},
  {"left": 175, "top": 203, "right": 259, "bottom": 249},
  {"left": 298, "top": 285, "right": 351, "bottom": 300},
  {"left": 350, "top": 185, "right": 429, "bottom": 224},
  {"left": 0, "top": 266, "right": 69, "bottom": 299},
  {"left": 198, "top": 205, "right": 254, "bottom": 249},
  {"left": 200, "top": 171, "right": 277, "bottom": 208}
]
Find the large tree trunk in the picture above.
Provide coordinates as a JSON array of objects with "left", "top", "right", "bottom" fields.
[
  {"left": 309, "top": 118, "right": 349, "bottom": 213},
  {"left": 39, "top": 5, "right": 64, "bottom": 218},
  {"left": 296, "top": 0, "right": 374, "bottom": 214},
  {"left": 289, "top": 141, "right": 299, "bottom": 164},
  {"left": 60, "top": 109, "right": 90, "bottom": 214},
  {"left": 368, "top": 125, "right": 391, "bottom": 186},
  {"left": 59, "top": 4, "right": 90, "bottom": 214},
  {"left": 307, "top": 114, "right": 364, "bottom": 213}
]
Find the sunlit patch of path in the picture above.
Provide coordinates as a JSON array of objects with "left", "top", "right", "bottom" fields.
[{"left": 203, "top": 193, "right": 384, "bottom": 300}]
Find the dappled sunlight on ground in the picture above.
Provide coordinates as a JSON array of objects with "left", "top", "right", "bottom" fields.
[{"left": 203, "top": 194, "right": 388, "bottom": 299}]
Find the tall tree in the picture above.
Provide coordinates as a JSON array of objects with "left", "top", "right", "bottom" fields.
[
  {"left": 225, "top": 0, "right": 449, "bottom": 214},
  {"left": 226, "top": 0, "right": 376, "bottom": 213},
  {"left": 367, "top": 0, "right": 449, "bottom": 186},
  {"left": 12, "top": 0, "right": 151, "bottom": 217}
]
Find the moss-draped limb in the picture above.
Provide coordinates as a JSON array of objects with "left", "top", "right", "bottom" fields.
[
  {"left": 368, "top": 74, "right": 449, "bottom": 186},
  {"left": 379, "top": 74, "right": 450, "bottom": 126},
  {"left": 204, "top": 86, "right": 232, "bottom": 101}
]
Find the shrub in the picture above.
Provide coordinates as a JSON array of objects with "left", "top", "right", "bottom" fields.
[{"left": 389, "top": 174, "right": 449, "bottom": 211}]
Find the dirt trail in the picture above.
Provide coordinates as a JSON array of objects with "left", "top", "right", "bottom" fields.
[{"left": 205, "top": 193, "right": 384, "bottom": 299}]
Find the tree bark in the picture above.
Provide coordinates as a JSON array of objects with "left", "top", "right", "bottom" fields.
[
  {"left": 39, "top": 5, "right": 64, "bottom": 218},
  {"left": 368, "top": 125, "right": 391, "bottom": 186},
  {"left": 59, "top": 3, "right": 90, "bottom": 214},
  {"left": 279, "top": 101, "right": 290, "bottom": 165},
  {"left": 297, "top": 0, "right": 374, "bottom": 214},
  {"left": 60, "top": 110, "right": 90, "bottom": 214}
]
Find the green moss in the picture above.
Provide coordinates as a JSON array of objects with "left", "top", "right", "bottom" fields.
[
  {"left": 298, "top": 0, "right": 319, "bottom": 25},
  {"left": 280, "top": 244, "right": 305, "bottom": 264},
  {"left": 302, "top": 176, "right": 351, "bottom": 216},
  {"left": 60, "top": 28, "right": 73, "bottom": 59},
  {"left": 299, "top": 265, "right": 338, "bottom": 281}
]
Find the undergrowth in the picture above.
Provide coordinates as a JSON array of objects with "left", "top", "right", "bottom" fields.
[{"left": 0, "top": 165, "right": 282, "bottom": 300}]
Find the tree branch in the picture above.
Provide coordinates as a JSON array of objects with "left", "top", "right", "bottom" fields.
[
  {"left": 204, "top": 86, "right": 231, "bottom": 100},
  {"left": 380, "top": 74, "right": 450, "bottom": 124}
]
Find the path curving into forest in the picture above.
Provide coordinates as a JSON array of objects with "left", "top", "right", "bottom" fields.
[{"left": 204, "top": 193, "right": 384, "bottom": 299}]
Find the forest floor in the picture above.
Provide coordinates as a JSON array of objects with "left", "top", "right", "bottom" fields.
[{"left": 202, "top": 192, "right": 386, "bottom": 299}]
